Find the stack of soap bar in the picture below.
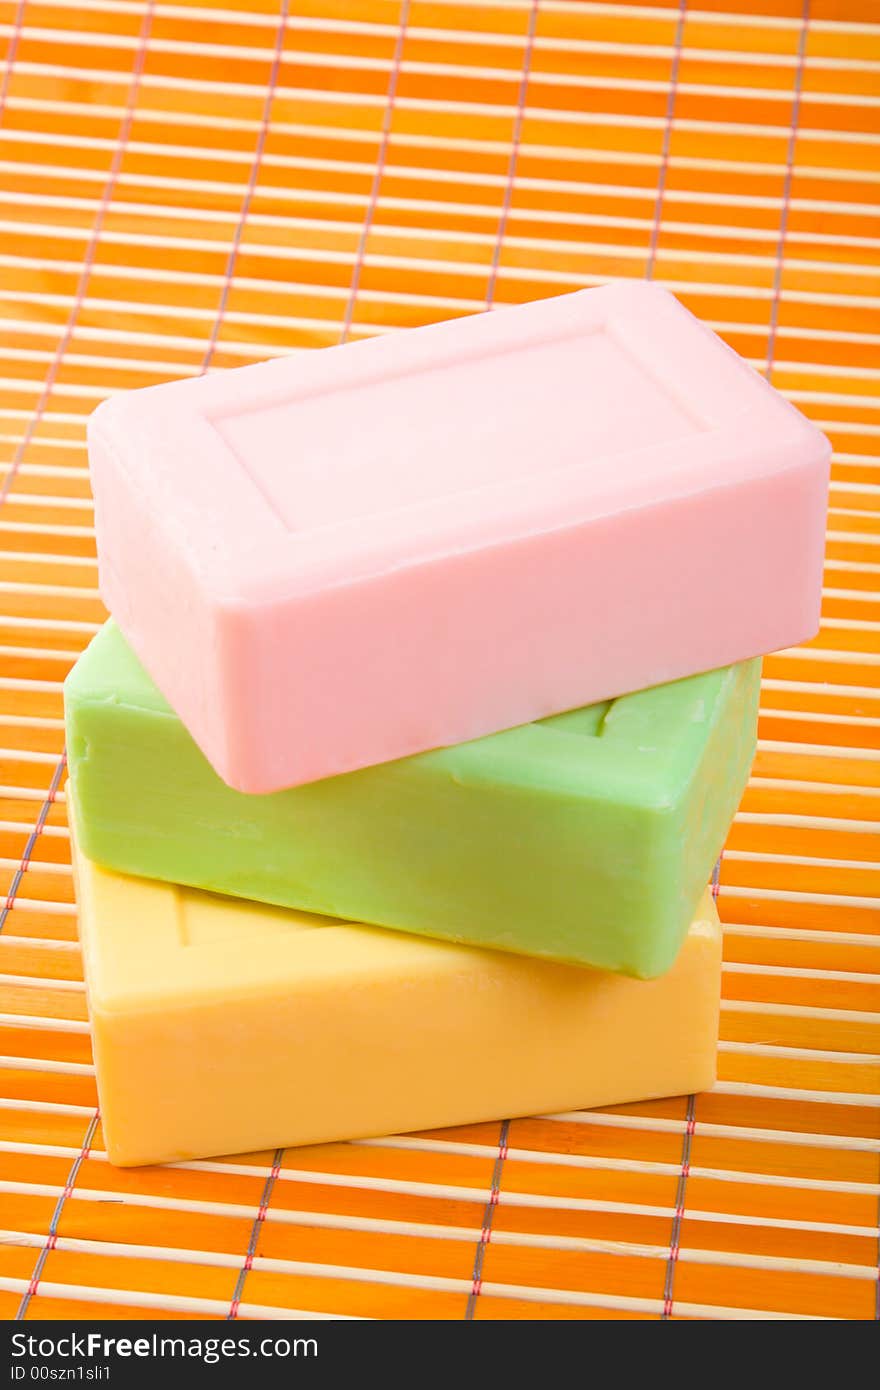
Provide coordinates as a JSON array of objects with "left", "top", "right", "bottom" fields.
[
  {"left": 71, "top": 812, "right": 722, "bottom": 1168},
  {"left": 70, "top": 280, "right": 831, "bottom": 1167},
  {"left": 88, "top": 280, "right": 829, "bottom": 793},
  {"left": 66, "top": 621, "right": 760, "bottom": 978}
]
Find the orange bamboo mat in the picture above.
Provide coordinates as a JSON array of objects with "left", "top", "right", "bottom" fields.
[{"left": 0, "top": 0, "right": 877, "bottom": 1323}]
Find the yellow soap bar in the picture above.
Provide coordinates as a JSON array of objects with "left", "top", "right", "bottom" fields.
[{"left": 73, "top": 829, "right": 722, "bottom": 1168}]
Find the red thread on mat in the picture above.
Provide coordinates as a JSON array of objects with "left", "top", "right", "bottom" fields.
[
  {"left": 16, "top": 1112, "right": 99, "bottom": 1319},
  {"left": 0, "top": 0, "right": 27, "bottom": 120},
  {"left": 484, "top": 0, "right": 538, "bottom": 311},
  {"left": 0, "top": 4, "right": 156, "bottom": 508},
  {"left": 256, "top": 1160, "right": 281, "bottom": 1225},
  {"left": 664, "top": 835, "right": 718, "bottom": 1318},
  {"left": 1, "top": 753, "right": 66, "bottom": 929},
  {"left": 465, "top": 1120, "right": 510, "bottom": 1318},
  {"left": 766, "top": 0, "right": 811, "bottom": 383},
  {"left": 646, "top": 0, "right": 687, "bottom": 282},
  {"left": 711, "top": 851, "right": 724, "bottom": 900},
  {"left": 339, "top": 0, "right": 411, "bottom": 345},
  {"left": 662, "top": 1094, "right": 696, "bottom": 1321},
  {"left": 200, "top": 1, "right": 291, "bottom": 374},
  {"left": 227, "top": 1150, "right": 285, "bottom": 1321}
]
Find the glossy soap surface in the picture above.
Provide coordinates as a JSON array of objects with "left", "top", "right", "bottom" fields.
[
  {"left": 72, "top": 822, "right": 723, "bottom": 1168},
  {"left": 66, "top": 621, "right": 760, "bottom": 977},
  {"left": 88, "top": 281, "right": 828, "bottom": 792}
]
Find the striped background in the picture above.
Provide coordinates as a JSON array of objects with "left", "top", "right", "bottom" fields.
[{"left": 0, "top": 0, "right": 878, "bottom": 1321}]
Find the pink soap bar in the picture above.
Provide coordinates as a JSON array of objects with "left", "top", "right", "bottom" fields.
[{"left": 89, "top": 282, "right": 829, "bottom": 793}]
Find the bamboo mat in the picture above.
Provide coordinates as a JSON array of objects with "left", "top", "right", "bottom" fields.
[{"left": 0, "top": 0, "right": 877, "bottom": 1323}]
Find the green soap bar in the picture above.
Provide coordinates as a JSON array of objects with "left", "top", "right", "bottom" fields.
[{"left": 65, "top": 622, "right": 760, "bottom": 977}]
